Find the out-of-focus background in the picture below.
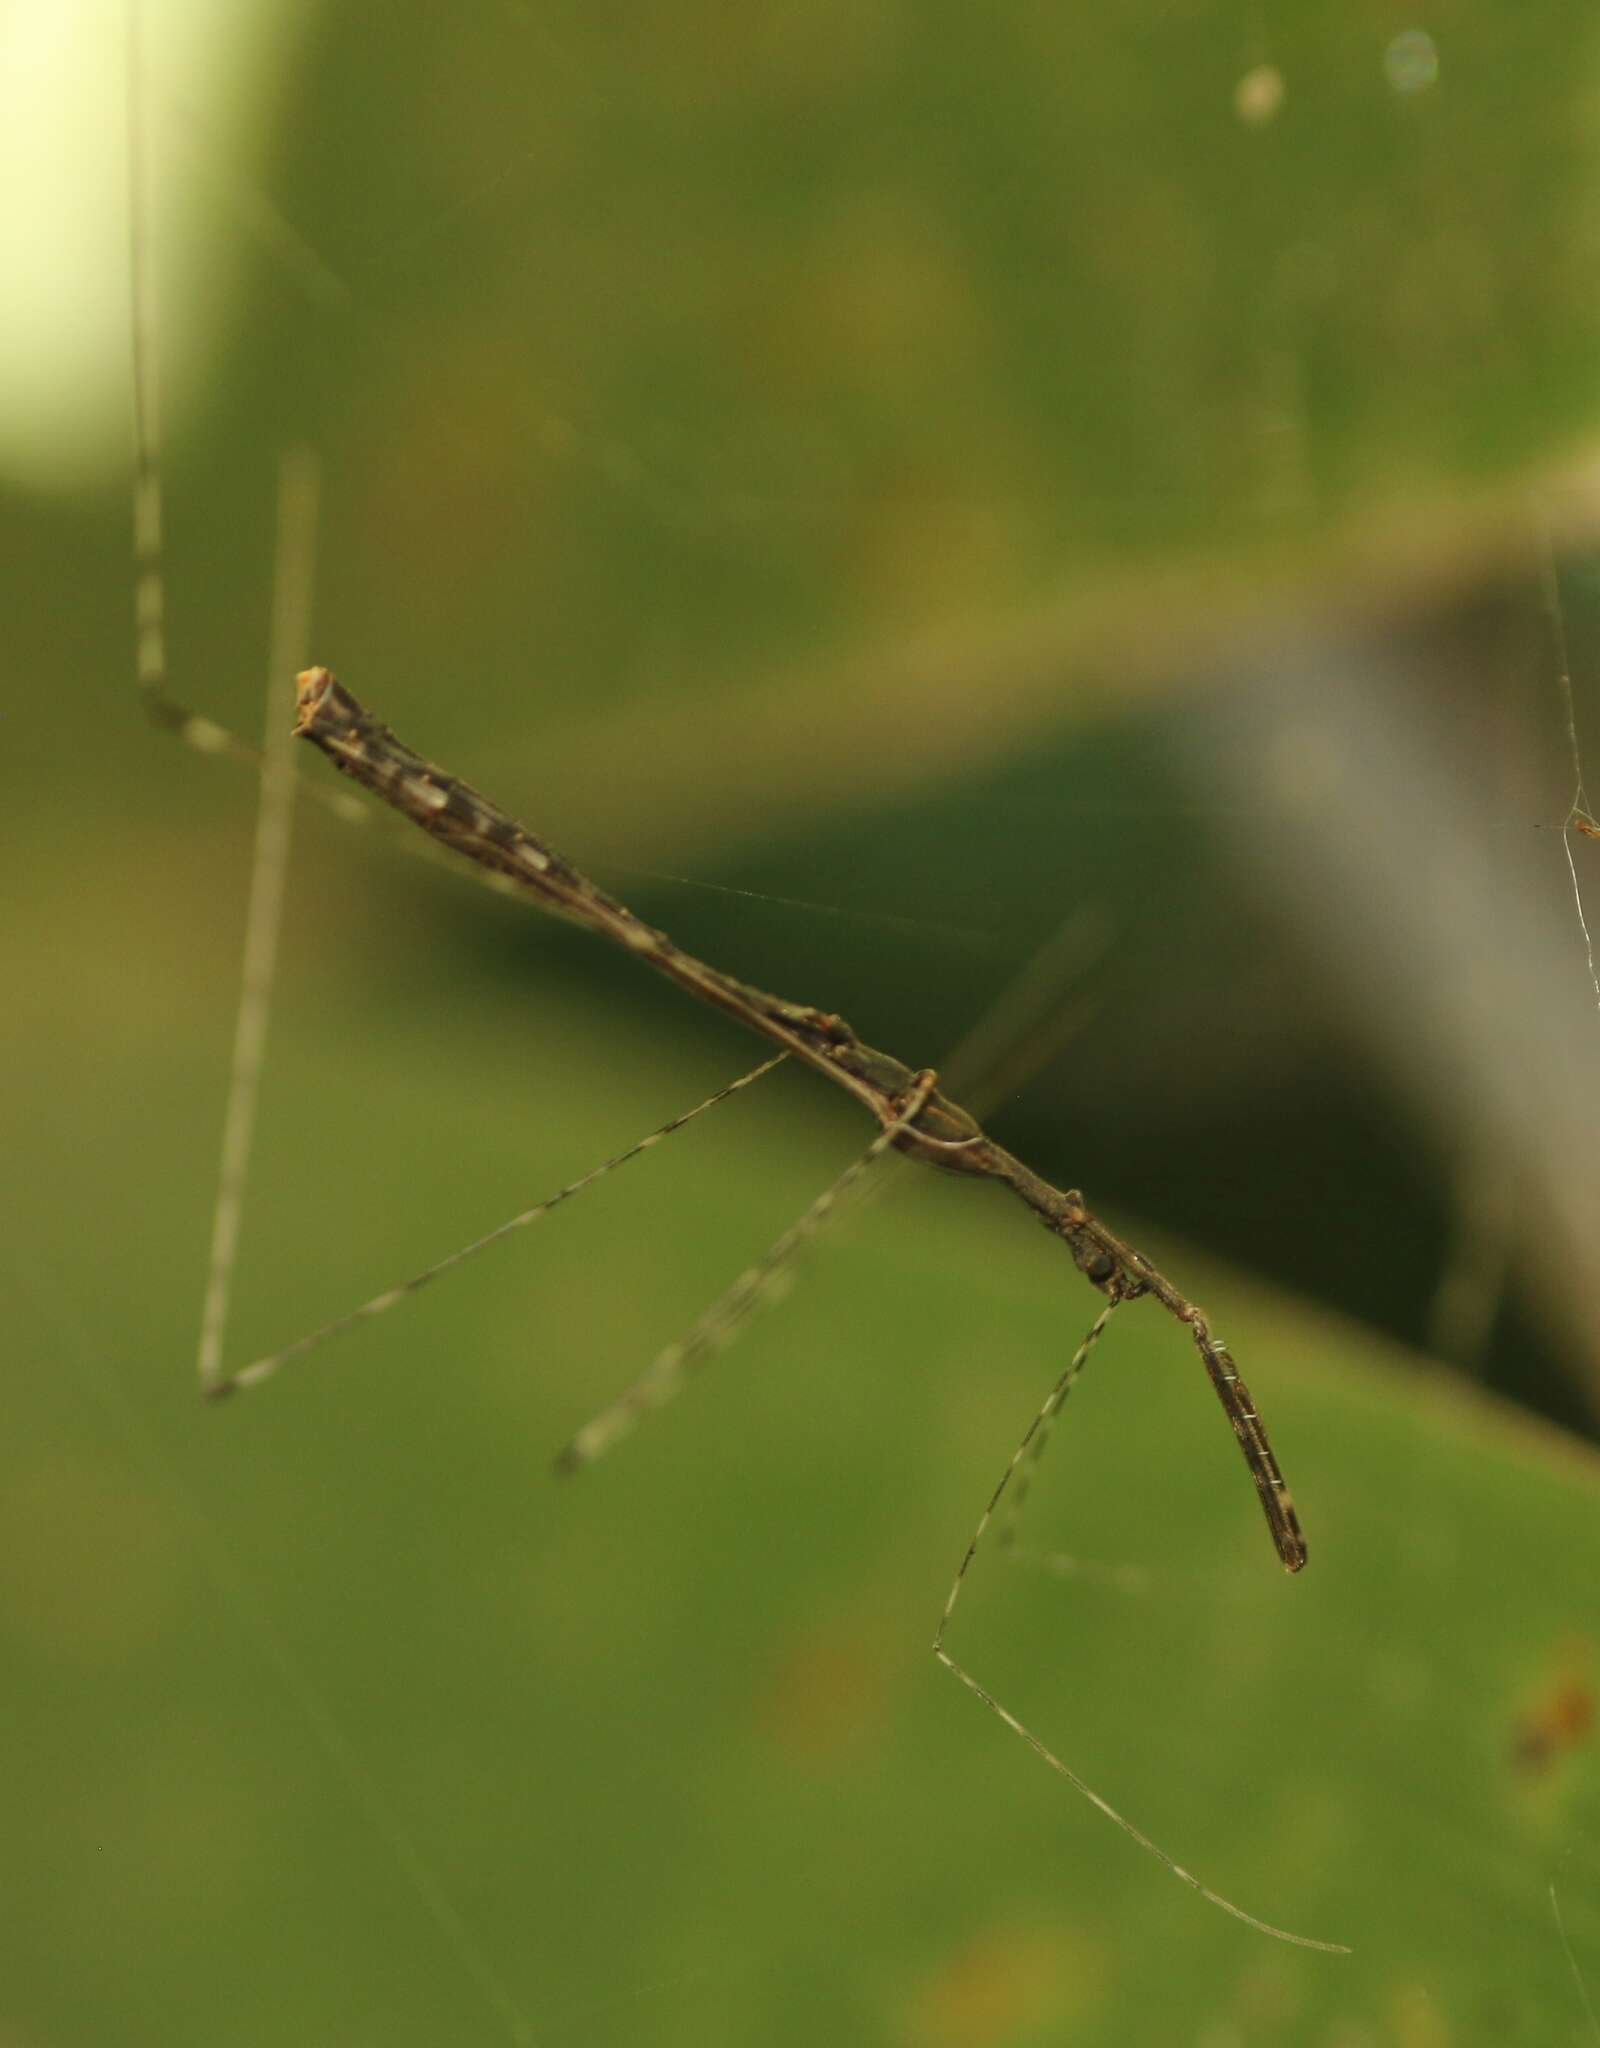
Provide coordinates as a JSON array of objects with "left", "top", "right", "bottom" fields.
[{"left": 7, "top": 2, "right": 1600, "bottom": 2041}]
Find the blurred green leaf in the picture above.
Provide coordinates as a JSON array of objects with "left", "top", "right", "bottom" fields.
[
  {"left": 6, "top": 828, "right": 1600, "bottom": 2042},
  {"left": 7, "top": 2, "right": 1600, "bottom": 2040}
]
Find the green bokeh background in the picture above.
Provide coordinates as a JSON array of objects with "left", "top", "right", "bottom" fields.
[{"left": 6, "top": 4, "right": 1600, "bottom": 2042}]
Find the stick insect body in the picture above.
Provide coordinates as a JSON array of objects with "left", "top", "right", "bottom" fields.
[{"left": 287, "top": 666, "right": 1307, "bottom": 1576}]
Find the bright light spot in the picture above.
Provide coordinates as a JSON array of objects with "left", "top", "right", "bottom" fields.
[
  {"left": 0, "top": 0, "right": 302, "bottom": 496},
  {"left": 1383, "top": 30, "right": 1440, "bottom": 95},
  {"left": 1234, "top": 64, "right": 1285, "bottom": 127}
]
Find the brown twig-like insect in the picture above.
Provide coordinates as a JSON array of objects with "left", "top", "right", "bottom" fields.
[
  {"left": 276, "top": 666, "right": 1306, "bottom": 1576},
  {"left": 242, "top": 668, "right": 1344, "bottom": 1954}
]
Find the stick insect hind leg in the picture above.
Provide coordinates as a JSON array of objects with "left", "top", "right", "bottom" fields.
[{"left": 932, "top": 1295, "right": 1350, "bottom": 1955}]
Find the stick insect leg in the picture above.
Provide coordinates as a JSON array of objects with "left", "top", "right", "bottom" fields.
[
  {"left": 127, "top": 0, "right": 432, "bottom": 852},
  {"left": 125, "top": 0, "right": 242, "bottom": 764},
  {"left": 194, "top": 449, "right": 319, "bottom": 1394},
  {"left": 127, "top": 2, "right": 372, "bottom": 1392},
  {"left": 213, "top": 1054, "right": 787, "bottom": 1397},
  {"left": 992, "top": 1299, "right": 1150, "bottom": 1595},
  {"left": 934, "top": 1297, "right": 1119, "bottom": 1664},
  {"left": 557, "top": 1070, "right": 941, "bottom": 1472},
  {"left": 933, "top": 1302, "right": 1349, "bottom": 1956}
]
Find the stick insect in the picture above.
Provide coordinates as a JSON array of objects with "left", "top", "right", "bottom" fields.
[
  {"left": 220, "top": 672, "right": 1338, "bottom": 1953},
  {"left": 128, "top": 5, "right": 1344, "bottom": 1966}
]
